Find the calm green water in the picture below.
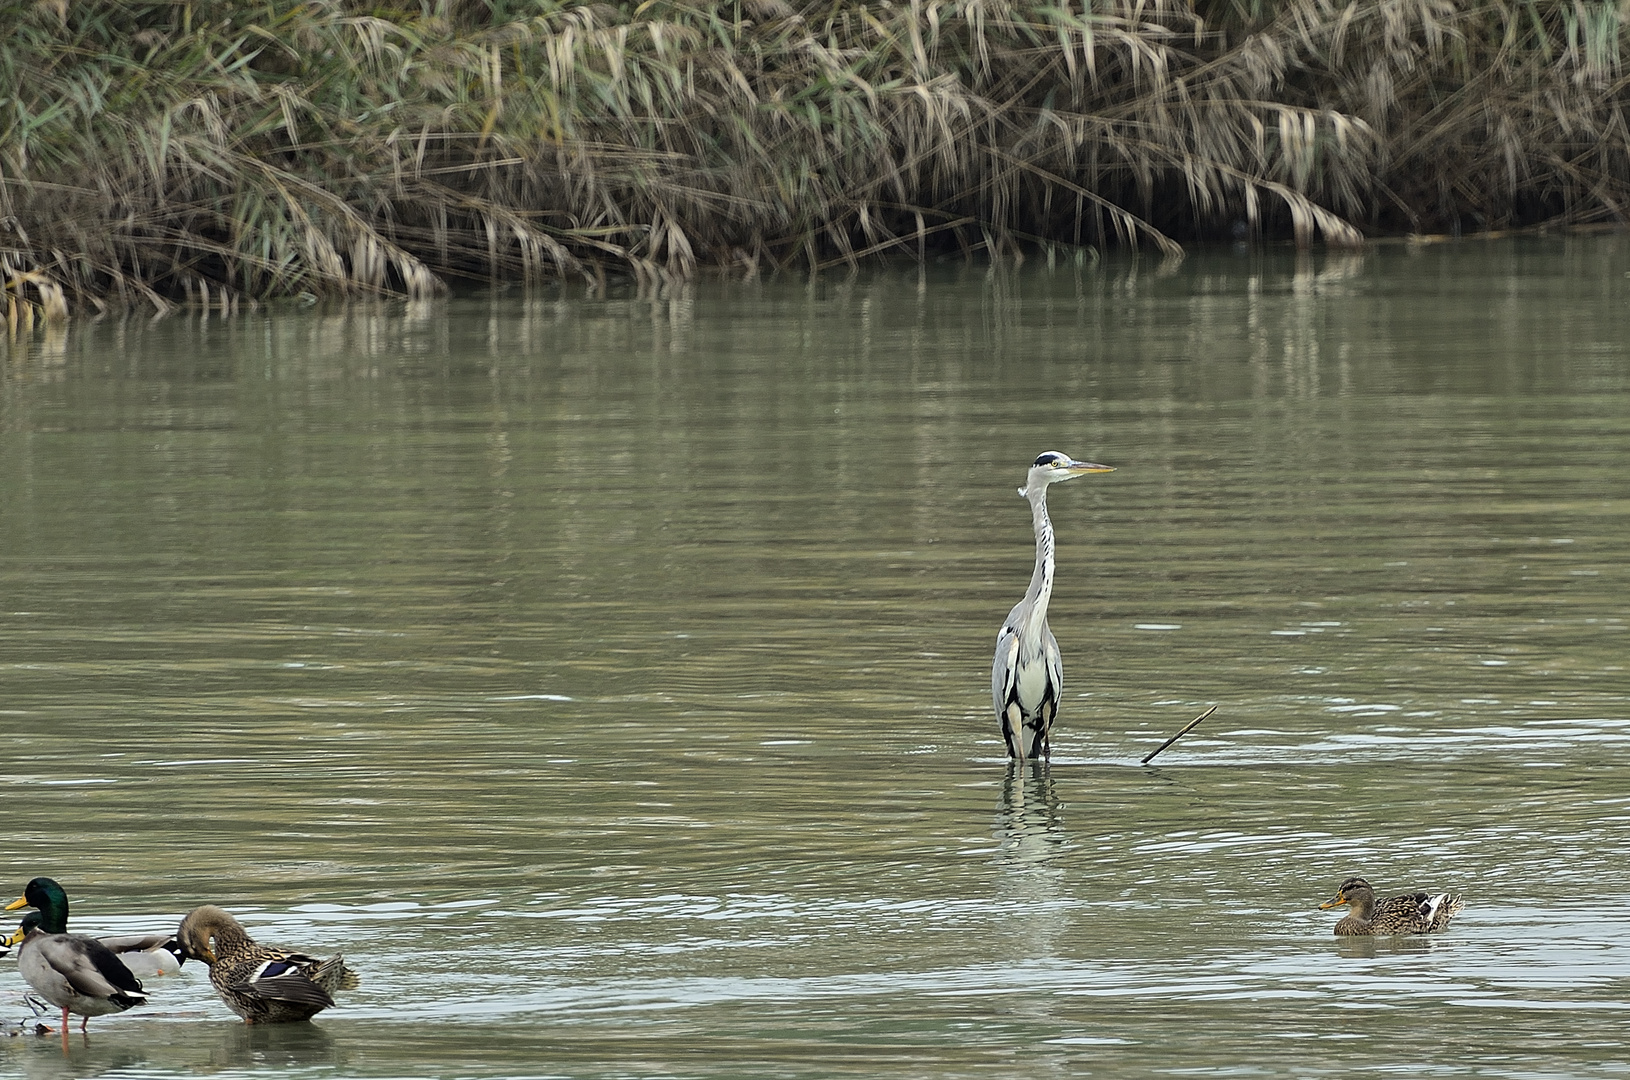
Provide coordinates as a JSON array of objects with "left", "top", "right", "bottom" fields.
[{"left": 4, "top": 237, "right": 1630, "bottom": 1077}]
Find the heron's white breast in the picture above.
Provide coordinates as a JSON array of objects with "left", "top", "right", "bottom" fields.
[{"left": 1014, "top": 654, "right": 1050, "bottom": 708}]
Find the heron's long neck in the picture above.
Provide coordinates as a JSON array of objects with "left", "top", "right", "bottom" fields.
[{"left": 1023, "top": 487, "right": 1055, "bottom": 636}]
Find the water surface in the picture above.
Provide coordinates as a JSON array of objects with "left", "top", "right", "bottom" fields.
[{"left": 3, "top": 238, "right": 1630, "bottom": 1077}]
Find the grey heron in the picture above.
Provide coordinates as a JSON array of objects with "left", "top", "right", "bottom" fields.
[{"left": 992, "top": 451, "right": 1115, "bottom": 760}]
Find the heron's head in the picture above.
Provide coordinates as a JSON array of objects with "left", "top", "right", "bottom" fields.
[
  {"left": 1319, "top": 876, "right": 1375, "bottom": 910},
  {"left": 1019, "top": 451, "right": 1115, "bottom": 496}
]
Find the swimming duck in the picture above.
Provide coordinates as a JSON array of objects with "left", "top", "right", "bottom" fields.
[
  {"left": 1, "top": 912, "right": 147, "bottom": 1032},
  {"left": 176, "top": 905, "right": 359, "bottom": 1023},
  {"left": 1319, "top": 876, "right": 1464, "bottom": 936},
  {"left": 4, "top": 876, "right": 183, "bottom": 977}
]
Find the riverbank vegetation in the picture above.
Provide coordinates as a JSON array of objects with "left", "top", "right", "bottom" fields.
[{"left": 5, "top": 0, "right": 1630, "bottom": 313}]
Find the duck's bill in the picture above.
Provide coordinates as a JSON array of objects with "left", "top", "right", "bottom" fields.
[
  {"left": 3, "top": 896, "right": 26, "bottom": 912},
  {"left": 1318, "top": 896, "right": 1348, "bottom": 910}
]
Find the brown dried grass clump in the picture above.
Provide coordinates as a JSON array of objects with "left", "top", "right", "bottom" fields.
[{"left": 3, "top": 0, "right": 1630, "bottom": 312}]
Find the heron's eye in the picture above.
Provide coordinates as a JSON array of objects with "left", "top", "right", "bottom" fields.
[{"left": 1033, "top": 452, "right": 1063, "bottom": 467}]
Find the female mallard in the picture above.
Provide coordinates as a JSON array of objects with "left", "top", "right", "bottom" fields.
[
  {"left": 4, "top": 876, "right": 183, "bottom": 977},
  {"left": 1, "top": 913, "right": 147, "bottom": 1033},
  {"left": 1319, "top": 876, "right": 1464, "bottom": 936},
  {"left": 176, "top": 905, "right": 359, "bottom": 1023}
]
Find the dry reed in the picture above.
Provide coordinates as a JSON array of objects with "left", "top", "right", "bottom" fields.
[{"left": 3, "top": 0, "right": 1629, "bottom": 312}]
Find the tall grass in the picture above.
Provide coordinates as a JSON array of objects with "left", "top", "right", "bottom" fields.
[{"left": 4, "top": 0, "right": 1630, "bottom": 312}]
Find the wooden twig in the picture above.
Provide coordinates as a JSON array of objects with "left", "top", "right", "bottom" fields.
[{"left": 1140, "top": 705, "right": 1217, "bottom": 765}]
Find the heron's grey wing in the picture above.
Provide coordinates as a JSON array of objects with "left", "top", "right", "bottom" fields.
[
  {"left": 993, "top": 623, "right": 1020, "bottom": 717},
  {"left": 1046, "top": 627, "right": 1063, "bottom": 699}
]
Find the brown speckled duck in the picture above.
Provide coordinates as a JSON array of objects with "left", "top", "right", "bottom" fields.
[
  {"left": 176, "top": 905, "right": 359, "bottom": 1023},
  {"left": 1319, "top": 876, "right": 1464, "bottom": 936}
]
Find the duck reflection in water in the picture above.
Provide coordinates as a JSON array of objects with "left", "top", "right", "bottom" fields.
[
  {"left": 209, "top": 1020, "right": 342, "bottom": 1070},
  {"left": 1336, "top": 934, "right": 1443, "bottom": 959}
]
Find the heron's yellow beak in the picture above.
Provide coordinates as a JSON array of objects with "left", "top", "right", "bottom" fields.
[
  {"left": 1319, "top": 893, "right": 1348, "bottom": 910},
  {"left": 3, "top": 896, "right": 27, "bottom": 912},
  {"left": 1069, "top": 461, "right": 1115, "bottom": 474}
]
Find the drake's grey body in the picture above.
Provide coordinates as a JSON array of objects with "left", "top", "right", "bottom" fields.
[{"left": 7, "top": 923, "right": 147, "bottom": 1031}]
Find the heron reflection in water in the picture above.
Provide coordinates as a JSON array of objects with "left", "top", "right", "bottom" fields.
[
  {"left": 992, "top": 451, "right": 1114, "bottom": 761},
  {"left": 995, "top": 761, "right": 1068, "bottom": 867}
]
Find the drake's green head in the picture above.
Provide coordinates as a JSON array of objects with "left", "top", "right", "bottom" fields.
[{"left": 4, "top": 876, "right": 69, "bottom": 933}]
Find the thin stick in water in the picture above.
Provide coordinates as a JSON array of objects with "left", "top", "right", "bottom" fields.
[{"left": 1140, "top": 705, "right": 1217, "bottom": 765}]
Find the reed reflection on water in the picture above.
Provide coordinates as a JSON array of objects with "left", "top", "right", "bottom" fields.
[{"left": 2, "top": 238, "right": 1630, "bottom": 1076}]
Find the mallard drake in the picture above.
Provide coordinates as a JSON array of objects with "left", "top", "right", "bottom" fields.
[
  {"left": 11, "top": 911, "right": 184, "bottom": 979},
  {"left": 1319, "top": 876, "right": 1464, "bottom": 936},
  {"left": 176, "top": 905, "right": 359, "bottom": 1023},
  {"left": 1, "top": 913, "right": 147, "bottom": 1032},
  {"left": 4, "top": 876, "right": 183, "bottom": 977}
]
